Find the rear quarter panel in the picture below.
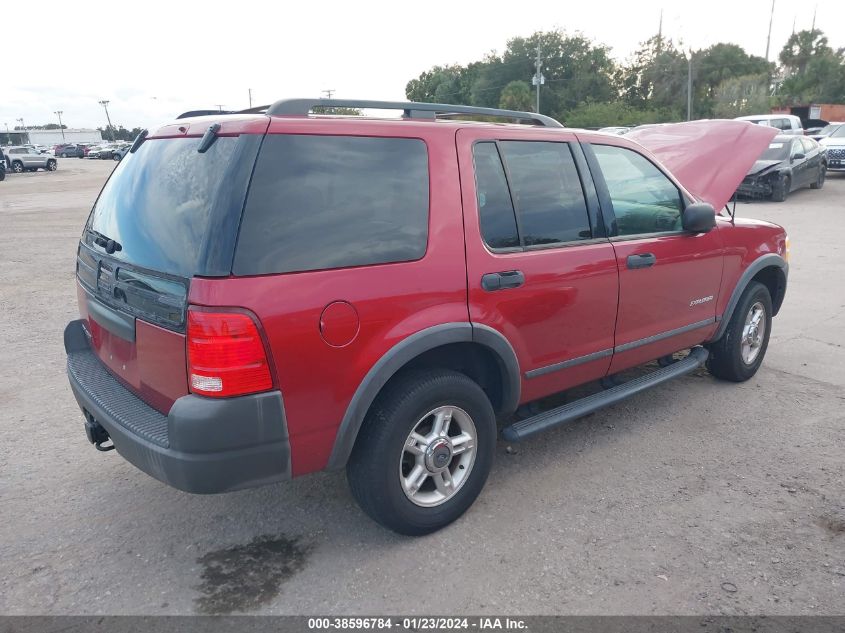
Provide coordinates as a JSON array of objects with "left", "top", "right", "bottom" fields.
[{"left": 189, "top": 120, "right": 467, "bottom": 476}]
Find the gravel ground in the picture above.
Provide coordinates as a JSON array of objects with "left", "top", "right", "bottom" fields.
[{"left": 0, "top": 159, "right": 843, "bottom": 615}]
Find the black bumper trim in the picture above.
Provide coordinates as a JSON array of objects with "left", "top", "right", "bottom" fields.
[{"left": 64, "top": 320, "right": 291, "bottom": 494}]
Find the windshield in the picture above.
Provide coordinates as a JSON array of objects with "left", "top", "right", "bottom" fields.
[
  {"left": 759, "top": 141, "right": 790, "bottom": 161},
  {"left": 85, "top": 134, "right": 260, "bottom": 277}
]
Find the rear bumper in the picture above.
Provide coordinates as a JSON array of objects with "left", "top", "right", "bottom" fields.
[{"left": 64, "top": 320, "right": 291, "bottom": 493}]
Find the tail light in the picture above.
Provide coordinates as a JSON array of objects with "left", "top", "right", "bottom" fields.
[{"left": 187, "top": 309, "right": 273, "bottom": 398}]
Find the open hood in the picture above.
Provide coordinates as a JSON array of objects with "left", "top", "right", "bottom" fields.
[{"left": 626, "top": 120, "right": 778, "bottom": 211}]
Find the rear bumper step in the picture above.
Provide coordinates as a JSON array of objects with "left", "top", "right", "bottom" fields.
[
  {"left": 64, "top": 320, "right": 292, "bottom": 494},
  {"left": 501, "top": 347, "right": 709, "bottom": 443}
]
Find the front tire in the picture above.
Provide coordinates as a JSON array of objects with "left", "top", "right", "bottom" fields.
[
  {"left": 347, "top": 369, "right": 496, "bottom": 536},
  {"left": 771, "top": 174, "right": 790, "bottom": 202},
  {"left": 810, "top": 164, "right": 826, "bottom": 189},
  {"left": 11, "top": 161, "right": 23, "bottom": 173},
  {"left": 707, "top": 281, "right": 772, "bottom": 382}
]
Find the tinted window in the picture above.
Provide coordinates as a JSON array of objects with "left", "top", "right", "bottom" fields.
[
  {"left": 234, "top": 135, "right": 429, "bottom": 275},
  {"left": 592, "top": 144, "right": 684, "bottom": 236},
  {"left": 86, "top": 136, "right": 248, "bottom": 277},
  {"left": 499, "top": 141, "right": 591, "bottom": 246},
  {"left": 472, "top": 142, "right": 519, "bottom": 249}
]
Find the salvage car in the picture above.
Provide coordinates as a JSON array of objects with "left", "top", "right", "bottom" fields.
[
  {"left": 736, "top": 135, "right": 827, "bottom": 201},
  {"left": 65, "top": 101, "right": 787, "bottom": 535}
]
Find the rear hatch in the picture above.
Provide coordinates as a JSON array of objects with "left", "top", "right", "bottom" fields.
[{"left": 75, "top": 116, "right": 268, "bottom": 413}]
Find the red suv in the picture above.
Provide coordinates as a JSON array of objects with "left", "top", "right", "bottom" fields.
[{"left": 65, "top": 100, "right": 788, "bottom": 535}]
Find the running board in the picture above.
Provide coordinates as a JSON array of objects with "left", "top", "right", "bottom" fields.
[{"left": 501, "top": 347, "right": 709, "bottom": 443}]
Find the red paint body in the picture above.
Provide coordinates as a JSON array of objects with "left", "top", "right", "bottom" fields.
[{"left": 78, "top": 115, "right": 788, "bottom": 478}]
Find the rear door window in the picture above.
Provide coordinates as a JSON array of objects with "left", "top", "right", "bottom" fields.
[
  {"left": 499, "top": 141, "right": 593, "bottom": 246},
  {"left": 472, "top": 142, "right": 520, "bottom": 249},
  {"left": 234, "top": 135, "right": 429, "bottom": 275}
]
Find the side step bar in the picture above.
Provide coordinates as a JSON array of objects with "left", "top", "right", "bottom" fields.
[{"left": 501, "top": 347, "right": 709, "bottom": 443}]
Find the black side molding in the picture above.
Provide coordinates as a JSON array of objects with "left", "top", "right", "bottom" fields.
[{"left": 502, "top": 347, "right": 709, "bottom": 443}]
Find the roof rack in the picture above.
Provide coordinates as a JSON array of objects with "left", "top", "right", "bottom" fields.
[
  {"left": 265, "top": 99, "right": 563, "bottom": 127},
  {"left": 177, "top": 99, "right": 563, "bottom": 128}
]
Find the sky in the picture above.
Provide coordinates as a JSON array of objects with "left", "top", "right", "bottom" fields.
[{"left": 3, "top": 0, "right": 843, "bottom": 133}]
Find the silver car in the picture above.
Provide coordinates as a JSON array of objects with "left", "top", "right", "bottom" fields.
[{"left": 4, "top": 146, "right": 58, "bottom": 173}]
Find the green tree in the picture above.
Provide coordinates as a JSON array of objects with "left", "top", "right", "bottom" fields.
[
  {"left": 620, "top": 35, "right": 687, "bottom": 118},
  {"left": 693, "top": 43, "right": 772, "bottom": 116},
  {"left": 564, "top": 101, "right": 673, "bottom": 127},
  {"left": 712, "top": 74, "right": 772, "bottom": 117},
  {"left": 777, "top": 29, "right": 845, "bottom": 103},
  {"left": 498, "top": 80, "right": 533, "bottom": 111},
  {"left": 98, "top": 125, "right": 144, "bottom": 142}
]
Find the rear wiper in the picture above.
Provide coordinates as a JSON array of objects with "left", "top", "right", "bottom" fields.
[
  {"left": 197, "top": 123, "right": 221, "bottom": 153},
  {"left": 88, "top": 229, "right": 123, "bottom": 255}
]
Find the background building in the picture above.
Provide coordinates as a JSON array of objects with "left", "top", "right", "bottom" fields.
[{"left": 2, "top": 128, "right": 103, "bottom": 146}]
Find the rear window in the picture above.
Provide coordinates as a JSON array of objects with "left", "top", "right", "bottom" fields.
[
  {"left": 85, "top": 135, "right": 258, "bottom": 278},
  {"left": 233, "top": 135, "right": 429, "bottom": 276}
]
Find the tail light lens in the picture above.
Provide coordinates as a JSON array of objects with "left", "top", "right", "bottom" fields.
[{"left": 187, "top": 310, "right": 273, "bottom": 398}]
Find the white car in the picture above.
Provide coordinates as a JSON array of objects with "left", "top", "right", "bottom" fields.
[{"left": 734, "top": 114, "right": 804, "bottom": 136}]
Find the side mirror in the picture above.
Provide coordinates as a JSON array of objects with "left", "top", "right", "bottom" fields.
[
  {"left": 791, "top": 152, "right": 805, "bottom": 161},
  {"left": 682, "top": 202, "right": 716, "bottom": 233}
]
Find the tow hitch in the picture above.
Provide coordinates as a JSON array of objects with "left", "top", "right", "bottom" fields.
[{"left": 84, "top": 412, "right": 115, "bottom": 452}]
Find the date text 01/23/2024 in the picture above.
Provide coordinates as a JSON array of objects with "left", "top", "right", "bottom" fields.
[{"left": 307, "top": 617, "right": 527, "bottom": 630}]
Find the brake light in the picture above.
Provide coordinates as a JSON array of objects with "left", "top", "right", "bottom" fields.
[{"left": 187, "top": 310, "right": 272, "bottom": 398}]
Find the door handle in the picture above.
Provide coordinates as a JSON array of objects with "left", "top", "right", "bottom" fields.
[
  {"left": 627, "top": 253, "right": 656, "bottom": 269},
  {"left": 481, "top": 270, "right": 525, "bottom": 291}
]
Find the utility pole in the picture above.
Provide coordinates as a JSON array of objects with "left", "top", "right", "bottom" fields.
[
  {"left": 54, "top": 111, "right": 65, "bottom": 140},
  {"left": 687, "top": 54, "right": 693, "bottom": 121},
  {"left": 322, "top": 89, "right": 335, "bottom": 99},
  {"left": 99, "top": 100, "right": 114, "bottom": 141},
  {"left": 765, "top": 0, "right": 775, "bottom": 61},
  {"left": 248, "top": 88, "right": 253, "bottom": 108},
  {"left": 16, "top": 118, "right": 27, "bottom": 144},
  {"left": 214, "top": 104, "right": 225, "bottom": 112},
  {"left": 532, "top": 45, "right": 544, "bottom": 114},
  {"left": 811, "top": 5, "right": 817, "bottom": 32}
]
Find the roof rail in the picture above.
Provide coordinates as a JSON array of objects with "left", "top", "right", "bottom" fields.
[{"left": 265, "top": 99, "right": 563, "bottom": 128}]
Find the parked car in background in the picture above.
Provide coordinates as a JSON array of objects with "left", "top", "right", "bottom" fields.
[
  {"left": 736, "top": 135, "right": 826, "bottom": 201},
  {"left": 112, "top": 145, "right": 131, "bottom": 161},
  {"left": 4, "top": 146, "right": 58, "bottom": 173},
  {"left": 810, "top": 122, "right": 844, "bottom": 141},
  {"left": 55, "top": 144, "right": 85, "bottom": 158},
  {"left": 818, "top": 124, "right": 845, "bottom": 171},
  {"left": 735, "top": 114, "right": 804, "bottom": 136}
]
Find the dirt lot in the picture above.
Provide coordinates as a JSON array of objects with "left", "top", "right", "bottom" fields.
[{"left": 0, "top": 159, "right": 843, "bottom": 615}]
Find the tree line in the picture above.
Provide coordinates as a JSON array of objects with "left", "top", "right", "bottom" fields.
[{"left": 405, "top": 28, "right": 845, "bottom": 127}]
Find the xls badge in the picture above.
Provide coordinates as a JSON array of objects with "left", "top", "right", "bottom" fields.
[{"left": 689, "top": 295, "right": 714, "bottom": 307}]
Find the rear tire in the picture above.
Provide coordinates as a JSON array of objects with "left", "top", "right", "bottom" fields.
[
  {"left": 810, "top": 164, "right": 826, "bottom": 189},
  {"left": 347, "top": 369, "right": 496, "bottom": 536},
  {"left": 46, "top": 159, "right": 57, "bottom": 171},
  {"left": 707, "top": 281, "right": 772, "bottom": 382},
  {"left": 771, "top": 174, "right": 790, "bottom": 202}
]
